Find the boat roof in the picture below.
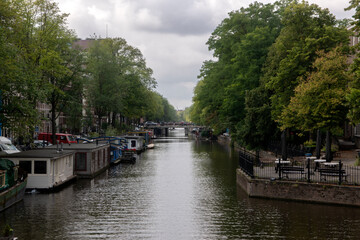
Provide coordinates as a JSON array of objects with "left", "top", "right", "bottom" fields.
[
  {"left": 122, "top": 135, "right": 144, "bottom": 140},
  {"left": 45, "top": 143, "right": 109, "bottom": 150},
  {"left": 5, "top": 149, "right": 74, "bottom": 159}
]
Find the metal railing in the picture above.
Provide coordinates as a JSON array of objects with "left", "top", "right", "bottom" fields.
[
  {"left": 242, "top": 156, "right": 360, "bottom": 185},
  {"left": 238, "top": 148, "right": 259, "bottom": 178}
]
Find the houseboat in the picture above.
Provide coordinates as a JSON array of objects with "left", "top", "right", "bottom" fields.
[
  {"left": 123, "top": 135, "right": 145, "bottom": 154},
  {"left": 5, "top": 149, "right": 75, "bottom": 191},
  {"left": 46, "top": 143, "right": 111, "bottom": 178},
  {"left": 91, "top": 136, "right": 128, "bottom": 165},
  {"left": 0, "top": 158, "right": 27, "bottom": 211},
  {"left": 127, "top": 131, "right": 155, "bottom": 149}
]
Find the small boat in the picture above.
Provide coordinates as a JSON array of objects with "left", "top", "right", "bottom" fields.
[
  {"left": 120, "top": 151, "right": 136, "bottom": 164},
  {"left": 0, "top": 158, "right": 27, "bottom": 212},
  {"left": 146, "top": 143, "right": 155, "bottom": 149}
]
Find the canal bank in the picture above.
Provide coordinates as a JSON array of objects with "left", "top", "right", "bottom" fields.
[
  {"left": 217, "top": 134, "right": 360, "bottom": 207},
  {"left": 237, "top": 168, "right": 360, "bottom": 207}
]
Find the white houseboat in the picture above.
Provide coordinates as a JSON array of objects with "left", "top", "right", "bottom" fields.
[
  {"left": 6, "top": 149, "right": 76, "bottom": 191},
  {"left": 123, "top": 136, "right": 145, "bottom": 154}
]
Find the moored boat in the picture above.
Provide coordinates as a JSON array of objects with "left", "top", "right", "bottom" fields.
[
  {"left": 146, "top": 143, "right": 155, "bottom": 149},
  {"left": 0, "top": 158, "right": 27, "bottom": 212}
]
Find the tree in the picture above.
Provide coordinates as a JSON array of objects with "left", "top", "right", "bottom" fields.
[
  {"left": 0, "top": 0, "right": 41, "bottom": 140},
  {"left": 86, "top": 37, "right": 156, "bottom": 133},
  {"left": 346, "top": 0, "right": 360, "bottom": 124},
  {"left": 263, "top": 1, "right": 350, "bottom": 123},
  {"left": 192, "top": 1, "right": 284, "bottom": 135},
  {"left": 238, "top": 86, "right": 277, "bottom": 149},
  {"left": 279, "top": 48, "right": 351, "bottom": 135}
]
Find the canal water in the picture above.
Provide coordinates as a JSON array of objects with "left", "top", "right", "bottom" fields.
[{"left": 1, "top": 128, "right": 360, "bottom": 239}]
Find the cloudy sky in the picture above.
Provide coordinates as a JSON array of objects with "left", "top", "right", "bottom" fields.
[{"left": 56, "top": 0, "right": 354, "bottom": 110}]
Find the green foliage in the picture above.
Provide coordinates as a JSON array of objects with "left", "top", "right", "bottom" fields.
[
  {"left": 347, "top": 88, "right": 360, "bottom": 124},
  {"left": 303, "top": 139, "right": 316, "bottom": 147},
  {"left": 237, "top": 86, "right": 277, "bottom": 149},
  {"left": 0, "top": 0, "right": 84, "bottom": 139},
  {"left": 105, "top": 125, "right": 118, "bottom": 136},
  {"left": 86, "top": 37, "right": 157, "bottom": 132},
  {"left": 192, "top": 0, "right": 353, "bottom": 150},
  {"left": 279, "top": 48, "right": 352, "bottom": 134},
  {"left": 263, "top": 1, "right": 350, "bottom": 122},
  {"left": 2, "top": 224, "right": 13, "bottom": 237},
  {"left": 89, "top": 132, "right": 99, "bottom": 138},
  {"left": 192, "top": 1, "right": 283, "bottom": 137}
]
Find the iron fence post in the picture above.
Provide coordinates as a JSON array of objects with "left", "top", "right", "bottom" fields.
[
  {"left": 278, "top": 162, "right": 281, "bottom": 180},
  {"left": 339, "top": 160, "right": 342, "bottom": 185},
  {"left": 307, "top": 158, "right": 311, "bottom": 183}
]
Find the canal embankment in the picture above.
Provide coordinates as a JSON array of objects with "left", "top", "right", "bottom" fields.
[
  {"left": 237, "top": 168, "right": 360, "bottom": 207},
  {"left": 216, "top": 133, "right": 360, "bottom": 207}
]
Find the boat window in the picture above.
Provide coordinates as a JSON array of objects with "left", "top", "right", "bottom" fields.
[
  {"left": 34, "top": 161, "right": 47, "bottom": 174},
  {"left": 19, "top": 161, "right": 32, "bottom": 175}
]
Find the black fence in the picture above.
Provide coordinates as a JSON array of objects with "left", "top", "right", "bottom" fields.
[
  {"left": 239, "top": 153, "right": 360, "bottom": 185},
  {"left": 238, "top": 148, "right": 259, "bottom": 178}
]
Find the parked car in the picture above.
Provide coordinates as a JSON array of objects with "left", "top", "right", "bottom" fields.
[
  {"left": 38, "top": 133, "right": 77, "bottom": 144},
  {"left": 33, "top": 140, "right": 53, "bottom": 148},
  {"left": 144, "top": 121, "right": 157, "bottom": 127}
]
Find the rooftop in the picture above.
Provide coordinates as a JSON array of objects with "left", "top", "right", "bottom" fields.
[{"left": 4, "top": 149, "right": 74, "bottom": 159}]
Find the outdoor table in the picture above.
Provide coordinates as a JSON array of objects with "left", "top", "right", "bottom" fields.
[
  {"left": 275, "top": 159, "right": 291, "bottom": 173},
  {"left": 323, "top": 162, "right": 339, "bottom": 168},
  {"left": 274, "top": 159, "right": 291, "bottom": 164}
]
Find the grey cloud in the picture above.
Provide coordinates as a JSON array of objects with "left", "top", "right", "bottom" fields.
[{"left": 129, "top": 0, "right": 219, "bottom": 35}]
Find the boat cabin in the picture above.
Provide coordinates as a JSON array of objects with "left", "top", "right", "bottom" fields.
[
  {"left": 123, "top": 136, "right": 145, "bottom": 154},
  {"left": 46, "top": 143, "right": 110, "bottom": 178},
  {"left": 5, "top": 149, "right": 75, "bottom": 190},
  {"left": 0, "top": 158, "right": 27, "bottom": 211}
]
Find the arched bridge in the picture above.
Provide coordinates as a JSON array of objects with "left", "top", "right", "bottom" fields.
[{"left": 144, "top": 124, "right": 206, "bottom": 136}]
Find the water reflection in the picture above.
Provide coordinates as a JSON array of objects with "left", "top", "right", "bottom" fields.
[{"left": 1, "top": 128, "right": 360, "bottom": 239}]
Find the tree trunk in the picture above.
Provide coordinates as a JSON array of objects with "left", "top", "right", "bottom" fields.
[
  {"left": 98, "top": 114, "right": 102, "bottom": 134},
  {"left": 112, "top": 112, "right": 116, "bottom": 127},
  {"left": 281, "top": 130, "right": 287, "bottom": 161},
  {"left": 315, "top": 129, "right": 321, "bottom": 159},
  {"left": 325, "top": 130, "right": 332, "bottom": 162}
]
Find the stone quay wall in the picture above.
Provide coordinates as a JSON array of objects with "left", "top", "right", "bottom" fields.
[{"left": 237, "top": 169, "right": 360, "bottom": 207}]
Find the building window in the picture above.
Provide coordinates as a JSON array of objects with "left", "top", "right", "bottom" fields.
[
  {"left": 34, "top": 161, "right": 47, "bottom": 174},
  {"left": 19, "top": 161, "right": 32, "bottom": 175},
  {"left": 75, "top": 152, "right": 87, "bottom": 171}
]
